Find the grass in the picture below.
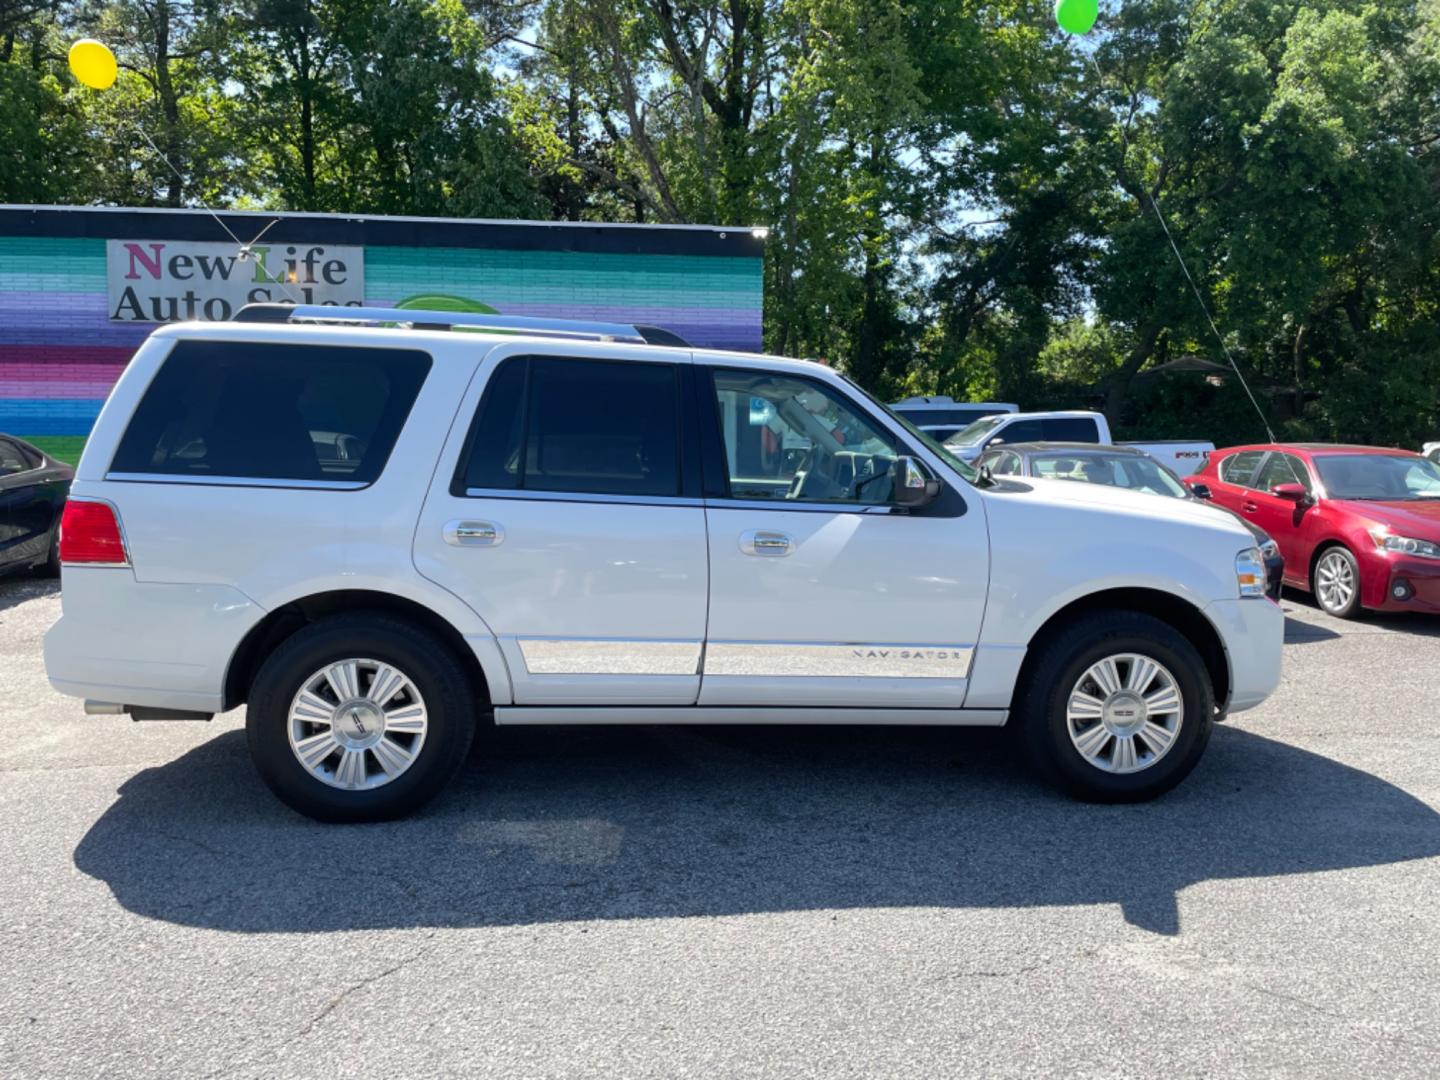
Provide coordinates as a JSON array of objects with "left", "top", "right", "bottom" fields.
[{"left": 22, "top": 436, "right": 87, "bottom": 466}]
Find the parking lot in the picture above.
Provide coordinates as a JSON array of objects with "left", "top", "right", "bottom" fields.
[{"left": 1, "top": 578, "right": 1438, "bottom": 1078}]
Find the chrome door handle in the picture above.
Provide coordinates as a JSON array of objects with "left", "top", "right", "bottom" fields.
[
  {"left": 444, "top": 519, "right": 504, "bottom": 547},
  {"left": 740, "top": 529, "right": 794, "bottom": 557}
]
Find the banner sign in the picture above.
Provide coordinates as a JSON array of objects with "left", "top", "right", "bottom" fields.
[{"left": 106, "top": 239, "right": 365, "bottom": 322}]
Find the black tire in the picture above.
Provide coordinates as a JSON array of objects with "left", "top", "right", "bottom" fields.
[
  {"left": 246, "top": 614, "right": 477, "bottom": 822},
  {"left": 33, "top": 526, "right": 60, "bottom": 578},
  {"left": 1015, "top": 610, "right": 1215, "bottom": 803},
  {"left": 1311, "top": 544, "right": 1363, "bottom": 619}
]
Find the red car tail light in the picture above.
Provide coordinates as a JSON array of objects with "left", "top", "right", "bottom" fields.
[{"left": 59, "top": 500, "right": 130, "bottom": 566}]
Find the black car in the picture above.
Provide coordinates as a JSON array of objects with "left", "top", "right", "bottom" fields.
[
  {"left": 976, "top": 441, "right": 1285, "bottom": 598},
  {"left": 0, "top": 434, "right": 72, "bottom": 577}
]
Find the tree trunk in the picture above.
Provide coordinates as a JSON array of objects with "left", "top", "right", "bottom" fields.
[
  {"left": 1104, "top": 321, "right": 1165, "bottom": 426},
  {"left": 153, "top": 1, "right": 183, "bottom": 207}
]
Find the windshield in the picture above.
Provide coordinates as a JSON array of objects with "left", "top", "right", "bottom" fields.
[
  {"left": 844, "top": 378, "right": 980, "bottom": 483},
  {"left": 1031, "top": 453, "right": 1190, "bottom": 498},
  {"left": 1314, "top": 454, "right": 1440, "bottom": 500},
  {"left": 945, "top": 414, "right": 1009, "bottom": 448}
]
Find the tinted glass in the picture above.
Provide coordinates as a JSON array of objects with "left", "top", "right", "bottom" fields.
[
  {"left": 991, "top": 419, "right": 1043, "bottom": 445},
  {"left": 712, "top": 370, "right": 898, "bottom": 504},
  {"left": 1314, "top": 454, "right": 1440, "bottom": 500},
  {"left": 1043, "top": 417, "right": 1101, "bottom": 442},
  {"left": 1219, "top": 450, "right": 1265, "bottom": 486},
  {"left": 525, "top": 358, "right": 680, "bottom": 496},
  {"left": 110, "top": 341, "right": 430, "bottom": 483},
  {"left": 0, "top": 438, "right": 32, "bottom": 476},
  {"left": 461, "top": 358, "right": 526, "bottom": 491},
  {"left": 462, "top": 356, "right": 682, "bottom": 498}
]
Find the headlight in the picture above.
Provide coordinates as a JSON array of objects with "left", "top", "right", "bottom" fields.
[
  {"left": 1370, "top": 527, "right": 1440, "bottom": 560},
  {"left": 1235, "top": 547, "right": 1267, "bottom": 598}
]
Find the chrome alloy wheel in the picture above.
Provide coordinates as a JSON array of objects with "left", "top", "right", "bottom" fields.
[
  {"left": 1315, "top": 550, "right": 1356, "bottom": 614},
  {"left": 287, "top": 659, "right": 429, "bottom": 791},
  {"left": 1066, "top": 653, "right": 1184, "bottom": 775}
]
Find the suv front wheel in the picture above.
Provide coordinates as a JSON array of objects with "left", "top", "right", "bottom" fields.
[
  {"left": 246, "top": 615, "right": 476, "bottom": 822},
  {"left": 1016, "top": 610, "right": 1215, "bottom": 803}
]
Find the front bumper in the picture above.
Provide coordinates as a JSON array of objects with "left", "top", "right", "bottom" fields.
[
  {"left": 1366, "top": 553, "right": 1440, "bottom": 614},
  {"left": 1204, "top": 596, "right": 1285, "bottom": 715}
]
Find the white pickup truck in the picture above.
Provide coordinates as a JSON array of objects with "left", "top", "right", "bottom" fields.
[
  {"left": 43, "top": 307, "right": 1282, "bottom": 822},
  {"left": 942, "top": 410, "right": 1214, "bottom": 476}
]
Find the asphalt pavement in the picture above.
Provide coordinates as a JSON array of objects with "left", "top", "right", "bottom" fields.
[{"left": 2, "top": 577, "right": 1439, "bottom": 1078}]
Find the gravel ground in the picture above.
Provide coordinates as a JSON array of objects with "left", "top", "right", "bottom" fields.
[{"left": 2, "top": 576, "right": 1438, "bottom": 1078}]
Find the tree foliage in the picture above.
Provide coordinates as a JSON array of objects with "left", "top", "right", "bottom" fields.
[{"left": 3, "top": 0, "right": 1439, "bottom": 444}]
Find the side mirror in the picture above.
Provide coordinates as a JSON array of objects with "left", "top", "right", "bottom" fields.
[
  {"left": 895, "top": 456, "right": 942, "bottom": 510},
  {"left": 1271, "top": 483, "right": 1311, "bottom": 505},
  {"left": 1188, "top": 482, "right": 1212, "bottom": 500}
]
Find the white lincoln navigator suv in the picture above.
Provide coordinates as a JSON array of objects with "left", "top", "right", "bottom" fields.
[{"left": 44, "top": 306, "right": 1283, "bottom": 821}]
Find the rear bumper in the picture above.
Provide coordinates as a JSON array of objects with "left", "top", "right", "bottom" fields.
[
  {"left": 1204, "top": 597, "right": 1284, "bottom": 714},
  {"left": 44, "top": 569, "right": 263, "bottom": 713}
]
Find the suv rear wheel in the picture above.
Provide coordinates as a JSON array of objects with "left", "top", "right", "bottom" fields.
[
  {"left": 1016, "top": 610, "right": 1215, "bottom": 803},
  {"left": 246, "top": 615, "right": 476, "bottom": 822}
]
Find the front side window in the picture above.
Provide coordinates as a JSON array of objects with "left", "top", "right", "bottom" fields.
[
  {"left": 1219, "top": 450, "right": 1266, "bottom": 487},
  {"left": 990, "top": 451, "right": 1023, "bottom": 476},
  {"left": 988, "top": 419, "right": 1043, "bottom": 446},
  {"left": 945, "top": 414, "right": 1008, "bottom": 448},
  {"left": 460, "top": 356, "right": 682, "bottom": 498},
  {"left": 110, "top": 341, "right": 431, "bottom": 484},
  {"left": 1314, "top": 454, "right": 1440, "bottom": 501},
  {"left": 1254, "top": 453, "right": 1310, "bottom": 493},
  {"left": 711, "top": 369, "right": 899, "bottom": 504}
]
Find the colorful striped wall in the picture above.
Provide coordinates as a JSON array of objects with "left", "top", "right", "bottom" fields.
[{"left": 0, "top": 216, "right": 764, "bottom": 462}]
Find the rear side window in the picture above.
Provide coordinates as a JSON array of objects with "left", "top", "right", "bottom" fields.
[
  {"left": 0, "top": 438, "right": 35, "bottom": 475},
  {"left": 1043, "top": 417, "right": 1101, "bottom": 442},
  {"left": 459, "top": 355, "right": 682, "bottom": 498},
  {"left": 1219, "top": 450, "right": 1266, "bottom": 486},
  {"left": 110, "top": 340, "right": 431, "bottom": 484}
]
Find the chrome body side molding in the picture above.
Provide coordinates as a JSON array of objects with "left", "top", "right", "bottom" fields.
[{"left": 494, "top": 705, "right": 1008, "bottom": 726}]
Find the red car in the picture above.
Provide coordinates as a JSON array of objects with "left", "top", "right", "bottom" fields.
[{"left": 1187, "top": 443, "right": 1440, "bottom": 618}]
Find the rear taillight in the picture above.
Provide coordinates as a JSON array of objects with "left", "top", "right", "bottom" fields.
[{"left": 59, "top": 500, "right": 130, "bottom": 566}]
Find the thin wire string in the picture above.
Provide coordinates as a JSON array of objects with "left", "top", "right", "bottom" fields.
[
  {"left": 131, "top": 123, "right": 302, "bottom": 304},
  {"left": 1083, "top": 50, "right": 1277, "bottom": 443}
]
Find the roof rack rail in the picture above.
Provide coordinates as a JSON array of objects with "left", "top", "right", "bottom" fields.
[{"left": 232, "top": 303, "right": 689, "bottom": 346}]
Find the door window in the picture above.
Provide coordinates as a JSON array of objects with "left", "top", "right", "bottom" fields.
[
  {"left": 990, "top": 451, "right": 1023, "bottom": 476},
  {"left": 0, "top": 439, "right": 33, "bottom": 476},
  {"left": 459, "top": 356, "right": 682, "bottom": 498},
  {"left": 1219, "top": 450, "right": 1266, "bottom": 487},
  {"left": 988, "top": 419, "right": 1043, "bottom": 446},
  {"left": 1254, "top": 453, "right": 1309, "bottom": 494},
  {"left": 710, "top": 369, "right": 899, "bottom": 505}
]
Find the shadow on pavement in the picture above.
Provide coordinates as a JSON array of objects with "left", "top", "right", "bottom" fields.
[
  {"left": 1283, "top": 616, "right": 1340, "bottom": 644},
  {"left": 0, "top": 576, "right": 58, "bottom": 613},
  {"left": 74, "top": 723, "right": 1440, "bottom": 937}
]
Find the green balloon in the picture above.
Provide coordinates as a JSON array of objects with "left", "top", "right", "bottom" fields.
[{"left": 1054, "top": 0, "right": 1098, "bottom": 35}]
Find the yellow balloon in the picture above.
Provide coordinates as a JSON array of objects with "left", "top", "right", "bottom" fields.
[{"left": 68, "top": 39, "right": 118, "bottom": 91}]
